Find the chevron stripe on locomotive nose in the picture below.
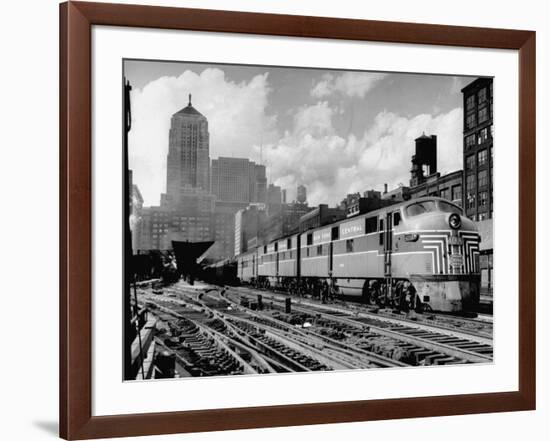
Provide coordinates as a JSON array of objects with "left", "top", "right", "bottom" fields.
[
  {"left": 459, "top": 232, "right": 481, "bottom": 273},
  {"left": 418, "top": 231, "right": 480, "bottom": 274},
  {"left": 419, "top": 233, "right": 449, "bottom": 274}
]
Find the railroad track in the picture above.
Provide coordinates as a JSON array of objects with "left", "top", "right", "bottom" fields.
[
  {"left": 139, "top": 295, "right": 262, "bottom": 376},
  {"left": 170, "top": 286, "right": 406, "bottom": 370},
  {"left": 234, "top": 285, "right": 493, "bottom": 340},
  {"left": 231, "top": 285, "right": 493, "bottom": 341},
  {"left": 139, "top": 282, "right": 493, "bottom": 374},
  {"left": 146, "top": 285, "right": 408, "bottom": 370},
  {"left": 225, "top": 286, "right": 493, "bottom": 365},
  {"left": 140, "top": 289, "right": 391, "bottom": 373}
]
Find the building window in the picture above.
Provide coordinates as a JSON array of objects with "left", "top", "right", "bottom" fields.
[
  {"left": 317, "top": 245, "right": 323, "bottom": 256},
  {"left": 466, "top": 193, "right": 476, "bottom": 210},
  {"left": 466, "top": 154, "right": 475, "bottom": 171},
  {"left": 466, "top": 134, "right": 476, "bottom": 148},
  {"left": 478, "top": 149, "right": 488, "bottom": 167},
  {"left": 466, "top": 94, "right": 475, "bottom": 110},
  {"left": 478, "top": 87, "right": 487, "bottom": 104},
  {"left": 451, "top": 185, "right": 462, "bottom": 203},
  {"left": 440, "top": 187, "right": 450, "bottom": 201},
  {"left": 466, "top": 113, "right": 476, "bottom": 129},
  {"left": 479, "top": 191, "right": 488, "bottom": 207},
  {"left": 466, "top": 174, "right": 475, "bottom": 192},
  {"left": 478, "top": 170, "right": 488, "bottom": 188},
  {"left": 478, "top": 127, "right": 489, "bottom": 144},
  {"left": 346, "top": 239, "right": 354, "bottom": 253},
  {"left": 478, "top": 107, "right": 488, "bottom": 123}
]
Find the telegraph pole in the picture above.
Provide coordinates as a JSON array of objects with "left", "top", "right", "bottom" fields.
[{"left": 123, "top": 79, "right": 133, "bottom": 380}]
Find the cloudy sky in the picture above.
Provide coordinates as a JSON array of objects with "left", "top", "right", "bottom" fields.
[{"left": 125, "top": 59, "right": 475, "bottom": 207}]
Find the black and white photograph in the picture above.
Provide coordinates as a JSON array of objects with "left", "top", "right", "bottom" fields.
[{"left": 123, "top": 59, "right": 494, "bottom": 381}]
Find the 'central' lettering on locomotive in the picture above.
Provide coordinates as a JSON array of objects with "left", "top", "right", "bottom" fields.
[{"left": 340, "top": 220, "right": 364, "bottom": 238}]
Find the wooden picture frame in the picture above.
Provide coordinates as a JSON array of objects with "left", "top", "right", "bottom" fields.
[{"left": 59, "top": 1, "right": 536, "bottom": 439}]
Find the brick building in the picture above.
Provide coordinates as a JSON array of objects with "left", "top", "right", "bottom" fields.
[
  {"left": 408, "top": 170, "right": 463, "bottom": 206},
  {"left": 461, "top": 77, "right": 494, "bottom": 221}
]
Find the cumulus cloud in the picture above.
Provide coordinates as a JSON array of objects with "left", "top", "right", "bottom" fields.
[
  {"left": 130, "top": 67, "right": 462, "bottom": 209},
  {"left": 265, "top": 103, "right": 463, "bottom": 206},
  {"left": 311, "top": 72, "right": 387, "bottom": 98},
  {"left": 129, "top": 68, "right": 277, "bottom": 205}
]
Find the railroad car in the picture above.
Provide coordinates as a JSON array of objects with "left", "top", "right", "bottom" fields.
[
  {"left": 235, "top": 197, "right": 481, "bottom": 312},
  {"left": 237, "top": 249, "right": 257, "bottom": 284},
  {"left": 202, "top": 258, "right": 238, "bottom": 285}
]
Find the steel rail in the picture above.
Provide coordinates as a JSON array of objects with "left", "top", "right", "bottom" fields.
[
  {"left": 227, "top": 287, "right": 492, "bottom": 364},
  {"left": 215, "top": 289, "right": 409, "bottom": 369},
  {"left": 233, "top": 285, "right": 493, "bottom": 342},
  {"left": 141, "top": 297, "right": 260, "bottom": 375}
]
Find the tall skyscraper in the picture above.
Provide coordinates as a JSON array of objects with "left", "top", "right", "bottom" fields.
[
  {"left": 211, "top": 157, "right": 267, "bottom": 204},
  {"left": 136, "top": 95, "right": 215, "bottom": 252},
  {"left": 267, "top": 183, "right": 283, "bottom": 213},
  {"left": 462, "top": 78, "right": 493, "bottom": 221},
  {"left": 253, "top": 164, "right": 267, "bottom": 203},
  {"left": 297, "top": 184, "right": 307, "bottom": 204},
  {"left": 166, "top": 94, "right": 210, "bottom": 206}
]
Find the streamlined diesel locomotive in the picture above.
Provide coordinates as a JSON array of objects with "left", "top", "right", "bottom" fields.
[{"left": 236, "top": 197, "right": 481, "bottom": 312}]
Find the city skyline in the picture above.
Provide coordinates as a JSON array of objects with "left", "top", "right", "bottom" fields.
[
  {"left": 126, "top": 59, "right": 476, "bottom": 207},
  {"left": 124, "top": 59, "right": 494, "bottom": 384}
]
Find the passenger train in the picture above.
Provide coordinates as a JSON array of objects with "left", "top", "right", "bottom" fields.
[{"left": 235, "top": 197, "right": 481, "bottom": 313}]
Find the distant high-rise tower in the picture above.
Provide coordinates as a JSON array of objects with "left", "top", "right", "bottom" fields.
[
  {"left": 210, "top": 157, "right": 267, "bottom": 204},
  {"left": 410, "top": 133, "right": 437, "bottom": 187},
  {"left": 166, "top": 94, "right": 210, "bottom": 205},
  {"left": 297, "top": 184, "right": 307, "bottom": 204},
  {"left": 253, "top": 164, "right": 267, "bottom": 203}
]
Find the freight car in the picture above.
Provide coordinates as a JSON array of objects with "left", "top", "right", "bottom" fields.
[{"left": 236, "top": 197, "right": 480, "bottom": 313}]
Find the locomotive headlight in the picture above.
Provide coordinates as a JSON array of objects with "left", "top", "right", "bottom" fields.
[
  {"left": 404, "top": 233, "right": 419, "bottom": 242},
  {"left": 449, "top": 213, "right": 462, "bottom": 229}
]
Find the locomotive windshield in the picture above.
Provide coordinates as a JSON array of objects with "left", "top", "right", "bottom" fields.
[
  {"left": 405, "top": 200, "right": 437, "bottom": 217},
  {"left": 437, "top": 200, "right": 462, "bottom": 215},
  {"left": 405, "top": 199, "right": 462, "bottom": 217}
]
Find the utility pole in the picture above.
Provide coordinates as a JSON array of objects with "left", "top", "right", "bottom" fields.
[{"left": 123, "top": 78, "right": 133, "bottom": 380}]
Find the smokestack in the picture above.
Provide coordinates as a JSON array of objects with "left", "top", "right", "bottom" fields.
[{"left": 384, "top": 183, "right": 388, "bottom": 194}]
